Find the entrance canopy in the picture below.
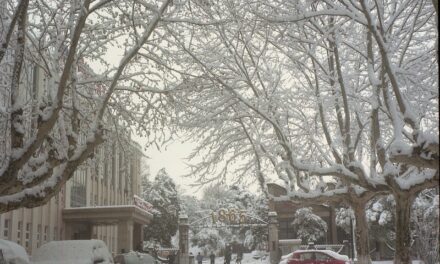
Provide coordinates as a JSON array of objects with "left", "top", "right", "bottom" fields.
[{"left": 62, "top": 205, "right": 153, "bottom": 225}]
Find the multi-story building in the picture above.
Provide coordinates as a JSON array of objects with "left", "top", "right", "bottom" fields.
[{"left": 0, "top": 137, "right": 152, "bottom": 255}]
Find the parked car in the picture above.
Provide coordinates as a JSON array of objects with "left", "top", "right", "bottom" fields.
[
  {"left": 32, "top": 239, "right": 114, "bottom": 264},
  {"left": 0, "top": 239, "right": 30, "bottom": 264},
  {"left": 287, "top": 250, "right": 351, "bottom": 264},
  {"left": 114, "top": 252, "right": 158, "bottom": 264}
]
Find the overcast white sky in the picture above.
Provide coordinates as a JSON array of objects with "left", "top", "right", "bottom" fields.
[
  {"left": 133, "top": 135, "right": 204, "bottom": 197},
  {"left": 91, "top": 46, "right": 204, "bottom": 197}
]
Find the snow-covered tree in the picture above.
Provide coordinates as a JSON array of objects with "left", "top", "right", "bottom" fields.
[
  {"left": 366, "top": 196, "right": 395, "bottom": 245},
  {"left": 0, "top": 0, "right": 177, "bottom": 212},
  {"left": 159, "top": 1, "right": 438, "bottom": 263},
  {"left": 142, "top": 168, "right": 180, "bottom": 247},
  {"left": 191, "top": 228, "right": 225, "bottom": 255},
  {"left": 292, "top": 207, "right": 328, "bottom": 244},
  {"left": 412, "top": 189, "right": 439, "bottom": 264},
  {"left": 335, "top": 207, "right": 354, "bottom": 235}
]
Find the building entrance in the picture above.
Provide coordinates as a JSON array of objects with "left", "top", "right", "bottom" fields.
[{"left": 62, "top": 205, "right": 152, "bottom": 253}]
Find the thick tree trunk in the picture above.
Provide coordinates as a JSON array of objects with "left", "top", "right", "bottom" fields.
[
  {"left": 393, "top": 192, "right": 414, "bottom": 264},
  {"left": 353, "top": 202, "right": 372, "bottom": 264}
]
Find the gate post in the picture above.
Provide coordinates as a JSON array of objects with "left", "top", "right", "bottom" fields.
[
  {"left": 179, "top": 214, "right": 189, "bottom": 264},
  {"left": 268, "top": 211, "right": 279, "bottom": 264}
]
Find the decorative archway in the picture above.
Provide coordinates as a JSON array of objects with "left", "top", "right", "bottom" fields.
[{"left": 178, "top": 210, "right": 279, "bottom": 264}]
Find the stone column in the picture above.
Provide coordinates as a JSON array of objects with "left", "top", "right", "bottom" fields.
[
  {"left": 117, "top": 219, "right": 134, "bottom": 253},
  {"left": 132, "top": 223, "right": 144, "bottom": 251},
  {"left": 179, "top": 214, "right": 189, "bottom": 264},
  {"left": 268, "top": 211, "right": 279, "bottom": 264}
]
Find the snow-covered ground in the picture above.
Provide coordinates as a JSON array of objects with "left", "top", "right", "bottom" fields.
[
  {"left": 372, "top": 261, "right": 423, "bottom": 264},
  {"left": 198, "top": 253, "right": 269, "bottom": 264},
  {"left": 199, "top": 253, "right": 423, "bottom": 264}
]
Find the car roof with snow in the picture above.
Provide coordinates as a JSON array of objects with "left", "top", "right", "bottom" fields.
[
  {"left": 0, "top": 239, "right": 30, "bottom": 264},
  {"left": 293, "top": 249, "right": 349, "bottom": 260},
  {"left": 32, "top": 239, "right": 113, "bottom": 264}
]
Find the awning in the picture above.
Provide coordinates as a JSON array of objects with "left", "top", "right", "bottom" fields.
[{"left": 62, "top": 205, "right": 153, "bottom": 225}]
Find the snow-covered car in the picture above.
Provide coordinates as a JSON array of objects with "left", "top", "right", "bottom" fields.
[
  {"left": 0, "top": 239, "right": 30, "bottom": 264},
  {"left": 287, "top": 250, "right": 351, "bottom": 264},
  {"left": 114, "top": 252, "right": 158, "bottom": 264},
  {"left": 32, "top": 239, "right": 114, "bottom": 264}
]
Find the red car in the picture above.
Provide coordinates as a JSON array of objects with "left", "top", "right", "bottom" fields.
[{"left": 287, "top": 250, "right": 351, "bottom": 264}]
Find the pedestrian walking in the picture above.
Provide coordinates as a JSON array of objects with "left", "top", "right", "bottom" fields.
[
  {"left": 224, "top": 248, "right": 231, "bottom": 264},
  {"left": 197, "top": 252, "right": 204, "bottom": 264},
  {"left": 209, "top": 252, "right": 216, "bottom": 264},
  {"left": 235, "top": 250, "right": 243, "bottom": 264}
]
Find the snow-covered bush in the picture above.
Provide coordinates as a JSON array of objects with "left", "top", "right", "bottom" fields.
[
  {"left": 292, "top": 207, "right": 327, "bottom": 243},
  {"left": 335, "top": 207, "right": 354, "bottom": 234}
]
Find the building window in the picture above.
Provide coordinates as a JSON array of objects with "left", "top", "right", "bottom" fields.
[
  {"left": 70, "top": 170, "right": 86, "bottom": 207},
  {"left": 17, "top": 221, "right": 22, "bottom": 242},
  {"left": 25, "top": 223, "right": 30, "bottom": 239},
  {"left": 3, "top": 219, "right": 9, "bottom": 238},
  {"left": 111, "top": 145, "right": 117, "bottom": 186},
  {"left": 37, "top": 224, "right": 41, "bottom": 247},
  {"left": 44, "top": 225, "right": 48, "bottom": 242},
  {"left": 25, "top": 223, "right": 30, "bottom": 248}
]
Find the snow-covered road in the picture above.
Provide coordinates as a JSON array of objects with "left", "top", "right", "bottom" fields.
[{"left": 199, "top": 254, "right": 424, "bottom": 264}]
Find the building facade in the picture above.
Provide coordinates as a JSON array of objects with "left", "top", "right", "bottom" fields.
[
  {"left": 0, "top": 139, "right": 151, "bottom": 255},
  {"left": 0, "top": 45, "right": 152, "bottom": 254}
]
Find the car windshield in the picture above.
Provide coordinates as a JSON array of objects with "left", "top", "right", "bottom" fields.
[
  {"left": 315, "top": 253, "right": 332, "bottom": 260},
  {"left": 299, "top": 253, "right": 314, "bottom": 260}
]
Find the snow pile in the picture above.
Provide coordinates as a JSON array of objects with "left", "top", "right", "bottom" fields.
[
  {"left": 32, "top": 240, "right": 113, "bottom": 264},
  {"left": 0, "top": 239, "right": 30, "bottom": 264}
]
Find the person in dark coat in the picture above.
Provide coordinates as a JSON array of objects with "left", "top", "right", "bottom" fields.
[
  {"left": 209, "top": 252, "right": 216, "bottom": 264},
  {"left": 224, "top": 246, "right": 232, "bottom": 264},
  {"left": 236, "top": 250, "right": 243, "bottom": 264},
  {"left": 196, "top": 252, "right": 204, "bottom": 264}
]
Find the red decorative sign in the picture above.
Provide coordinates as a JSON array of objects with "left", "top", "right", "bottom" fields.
[{"left": 133, "top": 195, "right": 154, "bottom": 212}]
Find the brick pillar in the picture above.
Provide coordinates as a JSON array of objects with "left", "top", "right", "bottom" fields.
[
  {"left": 179, "top": 214, "right": 189, "bottom": 264},
  {"left": 268, "top": 212, "right": 279, "bottom": 264}
]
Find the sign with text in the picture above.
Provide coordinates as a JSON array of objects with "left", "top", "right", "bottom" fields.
[
  {"left": 211, "top": 208, "right": 247, "bottom": 224},
  {"left": 133, "top": 195, "right": 154, "bottom": 213}
]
